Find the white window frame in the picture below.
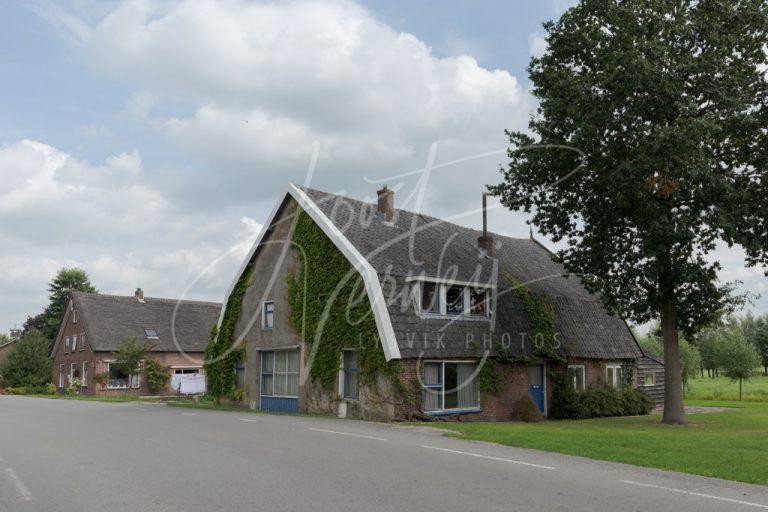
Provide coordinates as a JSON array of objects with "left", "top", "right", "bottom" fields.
[
  {"left": 567, "top": 364, "right": 586, "bottom": 392},
  {"left": 643, "top": 372, "right": 655, "bottom": 387},
  {"left": 106, "top": 360, "right": 141, "bottom": 389},
  {"left": 80, "top": 332, "right": 86, "bottom": 351},
  {"left": 72, "top": 308, "right": 78, "bottom": 324},
  {"left": 82, "top": 361, "right": 89, "bottom": 387},
  {"left": 422, "top": 360, "right": 481, "bottom": 414},
  {"left": 71, "top": 335, "right": 77, "bottom": 352},
  {"left": 70, "top": 362, "right": 77, "bottom": 381},
  {"left": 606, "top": 364, "right": 623, "bottom": 387},
  {"left": 260, "top": 350, "right": 298, "bottom": 398},
  {"left": 262, "top": 301, "right": 275, "bottom": 330},
  {"left": 417, "top": 282, "right": 491, "bottom": 319},
  {"left": 59, "top": 364, "right": 64, "bottom": 388},
  {"left": 64, "top": 336, "right": 69, "bottom": 354}
]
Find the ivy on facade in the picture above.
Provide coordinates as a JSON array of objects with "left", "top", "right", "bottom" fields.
[{"left": 287, "top": 210, "right": 399, "bottom": 390}]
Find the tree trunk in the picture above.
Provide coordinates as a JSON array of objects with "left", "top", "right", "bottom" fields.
[
  {"left": 739, "top": 378, "right": 743, "bottom": 401},
  {"left": 660, "top": 294, "right": 687, "bottom": 425}
]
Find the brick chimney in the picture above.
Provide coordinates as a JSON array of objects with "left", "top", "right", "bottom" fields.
[
  {"left": 377, "top": 185, "right": 394, "bottom": 223},
  {"left": 477, "top": 193, "right": 494, "bottom": 257},
  {"left": 135, "top": 288, "right": 145, "bottom": 302}
]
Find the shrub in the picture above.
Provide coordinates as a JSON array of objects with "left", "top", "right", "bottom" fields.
[
  {"left": 511, "top": 394, "right": 544, "bottom": 422},
  {"left": 551, "top": 372, "right": 655, "bottom": 419},
  {"left": 45, "top": 383, "right": 57, "bottom": 395},
  {"left": 145, "top": 359, "right": 170, "bottom": 395},
  {"left": 3, "top": 387, "right": 26, "bottom": 395}
]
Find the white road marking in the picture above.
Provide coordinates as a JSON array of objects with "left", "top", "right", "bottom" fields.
[
  {"left": 238, "top": 418, "right": 258, "bottom": 422},
  {"left": 420, "top": 445, "right": 555, "bottom": 470},
  {"left": 308, "top": 428, "right": 387, "bottom": 441},
  {"left": 181, "top": 412, "right": 196, "bottom": 416},
  {"left": 5, "top": 468, "right": 33, "bottom": 501},
  {"left": 137, "top": 408, "right": 147, "bottom": 411},
  {"left": 621, "top": 480, "right": 768, "bottom": 509}
]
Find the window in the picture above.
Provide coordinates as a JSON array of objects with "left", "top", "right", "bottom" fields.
[
  {"left": 73, "top": 309, "right": 78, "bottom": 324},
  {"left": 643, "top": 372, "right": 655, "bottom": 387},
  {"left": 80, "top": 333, "right": 86, "bottom": 351},
  {"left": 469, "top": 288, "right": 488, "bottom": 317},
  {"left": 606, "top": 364, "right": 624, "bottom": 387},
  {"left": 71, "top": 335, "right": 77, "bottom": 352},
  {"left": 82, "top": 361, "right": 89, "bottom": 387},
  {"left": 567, "top": 365, "right": 586, "bottom": 392},
  {"left": 107, "top": 362, "right": 130, "bottom": 389},
  {"left": 144, "top": 328, "right": 159, "bottom": 339},
  {"left": 342, "top": 350, "right": 359, "bottom": 400},
  {"left": 64, "top": 337, "right": 69, "bottom": 354},
  {"left": 262, "top": 301, "right": 275, "bottom": 330},
  {"left": 70, "top": 362, "right": 78, "bottom": 381},
  {"left": 422, "top": 361, "right": 479, "bottom": 413},
  {"left": 260, "top": 350, "right": 299, "bottom": 397},
  {"left": 59, "top": 364, "right": 64, "bottom": 388},
  {"left": 445, "top": 286, "right": 464, "bottom": 316},
  {"left": 234, "top": 360, "right": 246, "bottom": 390},
  {"left": 174, "top": 368, "right": 201, "bottom": 375},
  {"left": 420, "top": 282, "right": 440, "bottom": 314}
]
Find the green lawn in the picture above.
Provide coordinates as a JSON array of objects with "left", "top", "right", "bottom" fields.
[
  {"left": 439, "top": 401, "right": 768, "bottom": 485},
  {"left": 686, "top": 373, "right": 768, "bottom": 402}
]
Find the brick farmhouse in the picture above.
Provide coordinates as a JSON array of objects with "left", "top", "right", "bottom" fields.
[
  {"left": 220, "top": 184, "right": 665, "bottom": 420},
  {"left": 50, "top": 290, "right": 220, "bottom": 396}
]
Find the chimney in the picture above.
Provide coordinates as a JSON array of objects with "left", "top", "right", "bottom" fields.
[
  {"left": 477, "top": 193, "right": 494, "bottom": 257},
  {"left": 135, "top": 288, "right": 145, "bottom": 302},
  {"left": 377, "top": 185, "right": 394, "bottom": 223}
]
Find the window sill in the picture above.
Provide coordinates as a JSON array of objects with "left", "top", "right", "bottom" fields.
[
  {"left": 418, "top": 312, "right": 490, "bottom": 322},
  {"left": 424, "top": 407, "right": 482, "bottom": 417}
]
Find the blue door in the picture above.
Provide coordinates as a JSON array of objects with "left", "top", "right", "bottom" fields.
[{"left": 529, "top": 364, "right": 545, "bottom": 413}]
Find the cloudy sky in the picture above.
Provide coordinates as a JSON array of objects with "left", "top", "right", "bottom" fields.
[{"left": 1, "top": 0, "right": 765, "bottom": 334}]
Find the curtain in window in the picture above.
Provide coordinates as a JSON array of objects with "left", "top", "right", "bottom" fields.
[{"left": 456, "top": 363, "right": 479, "bottom": 409}]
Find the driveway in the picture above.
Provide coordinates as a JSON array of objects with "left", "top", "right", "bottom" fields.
[{"left": 1, "top": 396, "right": 766, "bottom": 512}]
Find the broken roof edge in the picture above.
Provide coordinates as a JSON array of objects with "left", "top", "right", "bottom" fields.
[{"left": 217, "top": 183, "right": 402, "bottom": 361}]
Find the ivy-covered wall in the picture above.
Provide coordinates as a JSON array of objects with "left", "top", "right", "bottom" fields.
[{"left": 287, "top": 209, "right": 406, "bottom": 420}]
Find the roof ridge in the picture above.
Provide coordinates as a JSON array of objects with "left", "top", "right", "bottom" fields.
[
  {"left": 72, "top": 291, "right": 221, "bottom": 307},
  {"left": 300, "top": 186, "right": 533, "bottom": 242}
]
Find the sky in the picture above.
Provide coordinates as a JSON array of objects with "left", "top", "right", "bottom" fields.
[{"left": 0, "top": 0, "right": 765, "bottom": 334}]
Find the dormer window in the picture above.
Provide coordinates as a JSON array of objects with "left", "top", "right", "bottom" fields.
[
  {"left": 414, "top": 279, "right": 491, "bottom": 319},
  {"left": 469, "top": 288, "right": 488, "bottom": 317},
  {"left": 144, "top": 328, "right": 159, "bottom": 339},
  {"left": 445, "top": 286, "right": 464, "bottom": 316},
  {"left": 420, "top": 282, "right": 440, "bottom": 314}
]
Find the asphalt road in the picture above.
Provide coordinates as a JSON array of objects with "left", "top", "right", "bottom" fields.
[{"left": 1, "top": 396, "right": 767, "bottom": 512}]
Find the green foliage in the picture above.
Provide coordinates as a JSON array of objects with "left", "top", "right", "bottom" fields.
[
  {"left": 489, "top": 0, "right": 768, "bottom": 422},
  {"left": 94, "top": 372, "right": 109, "bottom": 392},
  {"left": 113, "top": 337, "right": 152, "bottom": 380},
  {"left": 144, "top": 359, "right": 170, "bottom": 395},
  {"left": 42, "top": 267, "right": 97, "bottom": 341},
  {"left": 45, "top": 382, "right": 57, "bottom": 395},
  {"left": 287, "top": 210, "right": 397, "bottom": 389},
  {"left": 0, "top": 330, "right": 52, "bottom": 388},
  {"left": 511, "top": 394, "right": 544, "bottom": 422},
  {"left": 501, "top": 270, "right": 561, "bottom": 361},
  {"left": 550, "top": 373, "right": 654, "bottom": 420},
  {"left": 741, "top": 314, "right": 768, "bottom": 374},
  {"left": 0, "top": 333, "right": 8, "bottom": 346},
  {"left": 719, "top": 330, "right": 761, "bottom": 401},
  {"left": 204, "top": 262, "right": 250, "bottom": 398},
  {"left": 638, "top": 330, "right": 701, "bottom": 392}
]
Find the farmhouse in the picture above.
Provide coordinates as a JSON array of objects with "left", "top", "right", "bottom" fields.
[
  {"left": 50, "top": 290, "right": 220, "bottom": 396},
  {"left": 218, "top": 184, "right": 662, "bottom": 420}
]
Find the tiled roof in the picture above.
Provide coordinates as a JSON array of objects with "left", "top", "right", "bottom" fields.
[
  {"left": 71, "top": 292, "right": 221, "bottom": 353},
  {"left": 300, "top": 187, "right": 642, "bottom": 360}
]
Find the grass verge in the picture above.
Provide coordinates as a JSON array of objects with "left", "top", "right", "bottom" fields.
[{"left": 434, "top": 400, "right": 768, "bottom": 486}]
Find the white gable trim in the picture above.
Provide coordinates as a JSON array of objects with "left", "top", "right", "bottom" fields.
[{"left": 218, "top": 184, "right": 401, "bottom": 361}]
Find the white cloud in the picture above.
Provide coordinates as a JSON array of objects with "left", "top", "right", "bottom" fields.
[
  {"left": 0, "top": 139, "right": 261, "bottom": 330},
  {"left": 60, "top": 0, "right": 535, "bottom": 213},
  {"left": 528, "top": 32, "right": 548, "bottom": 58}
]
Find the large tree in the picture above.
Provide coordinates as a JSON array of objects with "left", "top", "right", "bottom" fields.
[
  {"left": 741, "top": 314, "right": 768, "bottom": 375},
  {"left": 490, "top": 0, "right": 768, "bottom": 424},
  {"left": 0, "top": 330, "right": 52, "bottom": 388},
  {"left": 41, "top": 268, "right": 97, "bottom": 341}
]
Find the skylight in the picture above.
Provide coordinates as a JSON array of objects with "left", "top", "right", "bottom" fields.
[{"left": 144, "top": 328, "right": 159, "bottom": 339}]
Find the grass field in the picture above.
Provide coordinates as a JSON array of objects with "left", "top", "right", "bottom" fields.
[
  {"left": 686, "top": 373, "right": 768, "bottom": 402},
  {"left": 439, "top": 400, "right": 768, "bottom": 485}
]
